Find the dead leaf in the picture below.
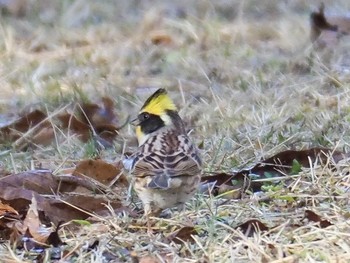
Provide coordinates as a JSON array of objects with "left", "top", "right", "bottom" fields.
[
  {"left": 0, "top": 201, "right": 18, "bottom": 217},
  {"left": 204, "top": 148, "right": 348, "bottom": 195},
  {"left": 0, "top": 201, "right": 20, "bottom": 228},
  {"left": 27, "top": 193, "right": 132, "bottom": 225},
  {"left": 139, "top": 256, "right": 161, "bottom": 263},
  {"left": 1, "top": 109, "right": 47, "bottom": 133},
  {"left": 1, "top": 187, "right": 46, "bottom": 217},
  {"left": 94, "top": 123, "right": 119, "bottom": 143},
  {"left": 131, "top": 252, "right": 161, "bottom": 263},
  {"left": 2, "top": 196, "right": 66, "bottom": 251},
  {"left": 80, "top": 97, "right": 118, "bottom": 127},
  {"left": 86, "top": 240, "right": 99, "bottom": 251},
  {"left": 0, "top": 170, "right": 128, "bottom": 224},
  {"left": 304, "top": 210, "right": 333, "bottom": 228},
  {"left": 58, "top": 195, "right": 124, "bottom": 216},
  {"left": 0, "top": 109, "right": 49, "bottom": 143},
  {"left": 249, "top": 147, "right": 346, "bottom": 178},
  {"left": 167, "top": 226, "right": 198, "bottom": 244},
  {"left": 73, "top": 159, "right": 127, "bottom": 185},
  {"left": 30, "top": 126, "right": 55, "bottom": 146},
  {"left": 22, "top": 196, "right": 52, "bottom": 243},
  {"left": 0, "top": 170, "right": 75, "bottom": 195},
  {"left": 58, "top": 112, "right": 91, "bottom": 141},
  {"left": 201, "top": 172, "right": 251, "bottom": 199},
  {"left": 4, "top": 196, "right": 53, "bottom": 248},
  {"left": 0, "top": 171, "right": 63, "bottom": 212},
  {"left": 201, "top": 173, "right": 235, "bottom": 186},
  {"left": 58, "top": 98, "right": 122, "bottom": 146},
  {"left": 46, "top": 221, "right": 65, "bottom": 247},
  {"left": 3, "top": 190, "right": 127, "bottom": 226},
  {"left": 149, "top": 30, "right": 173, "bottom": 45},
  {"left": 235, "top": 219, "right": 269, "bottom": 237}
]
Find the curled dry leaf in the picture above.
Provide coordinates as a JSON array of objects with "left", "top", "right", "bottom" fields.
[
  {"left": 46, "top": 221, "right": 65, "bottom": 247},
  {"left": 29, "top": 126, "right": 55, "bottom": 147},
  {"left": 59, "top": 195, "right": 124, "bottom": 216},
  {"left": 235, "top": 219, "right": 269, "bottom": 237},
  {"left": 0, "top": 170, "right": 66, "bottom": 213},
  {"left": 249, "top": 147, "right": 347, "bottom": 178},
  {"left": 58, "top": 113, "right": 91, "bottom": 141},
  {"left": 0, "top": 109, "right": 52, "bottom": 144},
  {"left": 149, "top": 30, "right": 173, "bottom": 45},
  {"left": 0, "top": 201, "right": 18, "bottom": 217},
  {"left": 5, "top": 196, "right": 53, "bottom": 246},
  {"left": 304, "top": 210, "right": 333, "bottom": 228},
  {"left": 200, "top": 173, "right": 251, "bottom": 199},
  {"left": 131, "top": 252, "right": 161, "bottom": 263},
  {"left": 94, "top": 123, "right": 120, "bottom": 146},
  {"left": 0, "top": 201, "right": 20, "bottom": 227},
  {"left": 80, "top": 97, "right": 118, "bottom": 127},
  {"left": 167, "top": 226, "right": 198, "bottom": 244},
  {"left": 58, "top": 97, "right": 123, "bottom": 146},
  {"left": 4, "top": 191, "right": 127, "bottom": 226},
  {"left": 73, "top": 159, "right": 128, "bottom": 185},
  {"left": 0, "top": 170, "right": 75, "bottom": 194},
  {"left": 0, "top": 169, "right": 131, "bottom": 225},
  {"left": 22, "top": 196, "right": 52, "bottom": 243},
  {"left": 203, "top": 147, "right": 348, "bottom": 196},
  {"left": 0, "top": 108, "right": 112, "bottom": 149},
  {"left": 1, "top": 109, "right": 47, "bottom": 132},
  {"left": 42, "top": 194, "right": 135, "bottom": 224},
  {"left": 139, "top": 256, "right": 161, "bottom": 263}
]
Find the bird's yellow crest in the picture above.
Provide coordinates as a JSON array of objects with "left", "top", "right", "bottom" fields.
[{"left": 140, "top": 88, "right": 177, "bottom": 115}]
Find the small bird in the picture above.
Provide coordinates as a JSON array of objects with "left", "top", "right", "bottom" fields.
[{"left": 124, "top": 88, "right": 202, "bottom": 219}]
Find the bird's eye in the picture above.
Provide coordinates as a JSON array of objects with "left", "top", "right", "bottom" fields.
[{"left": 143, "top": 113, "right": 150, "bottom": 120}]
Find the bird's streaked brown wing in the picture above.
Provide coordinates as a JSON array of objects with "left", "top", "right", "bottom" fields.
[{"left": 131, "top": 133, "right": 201, "bottom": 189}]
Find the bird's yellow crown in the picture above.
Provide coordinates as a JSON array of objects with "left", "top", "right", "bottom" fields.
[{"left": 140, "top": 88, "right": 177, "bottom": 115}]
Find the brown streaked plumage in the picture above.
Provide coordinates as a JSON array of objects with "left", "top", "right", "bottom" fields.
[{"left": 125, "top": 88, "right": 202, "bottom": 218}]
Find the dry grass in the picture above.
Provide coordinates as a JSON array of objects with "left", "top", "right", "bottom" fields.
[{"left": 1, "top": 0, "right": 350, "bottom": 262}]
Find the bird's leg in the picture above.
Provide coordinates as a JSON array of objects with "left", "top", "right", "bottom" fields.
[
  {"left": 144, "top": 204, "right": 162, "bottom": 235},
  {"left": 177, "top": 203, "right": 186, "bottom": 213},
  {"left": 144, "top": 204, "right": 153, "bottom": 235}
]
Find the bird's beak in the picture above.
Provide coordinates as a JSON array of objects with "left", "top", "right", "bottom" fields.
[{"left": 130, "top": 117, "right": 140, "bottom": 126}]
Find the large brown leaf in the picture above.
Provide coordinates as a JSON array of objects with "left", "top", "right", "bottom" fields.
[
  {"left": 0, "top": 170, "right": 69, "bottom": 195},
  {"left": 73, "top": 159, "right": 127, "bottom": 185},
  {"left": 58, "top": 97, "right": 124, "bottom": 146},
  {"left": 79, "top": 97, "right": 118, "bottom": 127},
  {"left": 47, "top": 195, "right": 127, "bottom": 224},
  {"left": 201, "top": 172, "right": 251, "bottom": 199},
  {"left": 235, "top": 219, "right": 269, "bottom": 237},
  {"left": 0, "top": 110, "right": 51, "bottom": 144},
  {"left": 0, "top": 201, "right": 20, "bottom": 228},
  {"left": 247, "top": 147, "right": 346, "bottom": 179},
  {"left": 57, "top": 113, "right": 91, "bottom": 142},
  {"left": 166, "top": 226, "right": 198, "bottom": 244},
  {"left": 203, "top": 147, "right": 348, "bottom": 196},
  {"left": 0, "top": 170, "right": 129, "bottom": 224},
  {"left": 303, "top": 210, "right": 333, "bottom": 228}
]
